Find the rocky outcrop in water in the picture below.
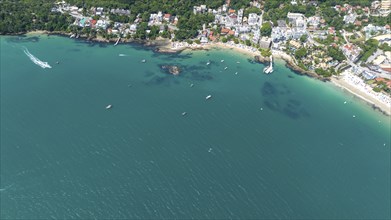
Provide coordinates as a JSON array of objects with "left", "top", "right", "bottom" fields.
[{"left": 161, "top": 65, "right": 181, "bottom": 75}]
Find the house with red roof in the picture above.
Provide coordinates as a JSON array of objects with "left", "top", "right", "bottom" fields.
[
  {"left": 90, "top": 19, "right": 97, "bottom": 28},
  {"left": 221, "top": 28, "right": 230, "bottom": 35},
  {"left": 163, "top": 14, "right": 171, "bottom": 22}
]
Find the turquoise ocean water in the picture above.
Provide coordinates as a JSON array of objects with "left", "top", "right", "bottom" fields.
[{"left": 1, "top": 35, "right": 390, "bottom": 219}]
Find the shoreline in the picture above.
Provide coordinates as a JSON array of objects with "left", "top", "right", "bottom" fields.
[
  {"left": 11, "top": 31, "right": 391, "bottom": 116},
  {"left": 330, "top": 75, "right": 391, "bottom": 116}
]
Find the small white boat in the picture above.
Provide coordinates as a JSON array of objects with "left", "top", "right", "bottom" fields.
[
  {"left": 114, "top": 37, "right": 120, "bottom": 46},
  {"left": 182, "top": 112, "right": 187, "bottom": 116},
  {"left": 236, "top": 61, "right": 240, "bottom": 64},
  {"left": 190, "top": 83, "right": 194, "bottom": 87},
  {"left": 344, "top": 101, "right": 347, "bottom": 104},
  {"left": 220, "top": 60, "right": 224, "bottom": 63},
  {"left": 224, "top": 67, "right": 228, "bottom": 70},
  {"left": 206, "top": 61, "right": 210, "bottom": 65},
  {"left": 208, "top": 148, "right": 213, "bottom": 153},
  {"left": 235, "top": 72, "right": 238, "bottom": 75},
  {"left": 263, "top": 55, "right": 274, "bottom": 74},
  {"left": 141, "top": 59, "right": 146, "bottom": 63},
  {"left": 353, "top": 115, "right": 356, "bottom": 118},
  {"left": 205, "top": 95, "right": 212, "bottom": 100},
  {"left": 263, "top": 66, "right": 273, "bottom": 74},
  {"left": 105, "top": 105, "right": 112, "bottom": 109}
]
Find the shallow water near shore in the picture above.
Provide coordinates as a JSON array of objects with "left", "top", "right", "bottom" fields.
[{"left": 1, "top": 35, "right": 390, "bottom": 219}]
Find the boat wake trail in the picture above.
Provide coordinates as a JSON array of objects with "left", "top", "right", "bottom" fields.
[
  {"left": 119, "top": 54, "right": 128, "bottom": 57},
  {"left": 0, "top": 184, "right": 14, "bottom": 192},
  {"left": 23, "top": 48, "right": 52, "bottom": 69}
]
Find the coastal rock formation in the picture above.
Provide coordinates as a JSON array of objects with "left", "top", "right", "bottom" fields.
[
  {"left": 161, "top": 65, "right": 181, "bottom": 75},
  {"left": 254, "top": 55, "right": 270, "bottom": 63}
]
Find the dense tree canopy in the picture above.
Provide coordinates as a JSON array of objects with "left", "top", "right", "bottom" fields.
[
  {"left": 260, "top": 22, "right": 272, "bottom": 37},
  {"left": 359, "top": 39, "right": 379, "bottom": 62},
  {"left": 327, "top": 47, "right": 345, "bottom": 61},
  {"left": 0, "top": 0, "right": 73, "bottom": 34},
  {"left": 295, "top": 47, "right": 308, "bottom": 59},
  {"left": 0, "top": 0, "right": 224, "bottom": 35}
]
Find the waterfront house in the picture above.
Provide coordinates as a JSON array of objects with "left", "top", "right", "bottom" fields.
[{"left": 200, "top": 36, "right": 208, "bottom": 43}]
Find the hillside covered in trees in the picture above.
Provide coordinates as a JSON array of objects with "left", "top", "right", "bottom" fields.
[
  {"left": 0, "top": 0, "right": 226, "bottom": 34},
  {"left": 1, "top": 0, "right": 380, "bottom": 35}
]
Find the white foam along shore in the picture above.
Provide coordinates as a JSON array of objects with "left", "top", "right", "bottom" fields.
[
  {"left": 331, "top": 71, "right": 391, "bottom": 115},
  {"left": 166, "top": 41, "right": 391, "bottom": 115},
  {"left": 23, "top": 48, "right": 52, "bottom": 69}
]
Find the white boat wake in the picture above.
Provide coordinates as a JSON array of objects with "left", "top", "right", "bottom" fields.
[
  {"left": 0, "top": 184, "right": 14, "bottom": 192},
  {"left": 23, "top": 48, "right": 52, "bottom": 69}
]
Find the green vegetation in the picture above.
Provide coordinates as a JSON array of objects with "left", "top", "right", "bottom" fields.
[
  {"left": 315, "top": 68, "right": 335, "bottom": 77},
  {"left": 244, "top": 7, "right": 261, "bottom": 17},
  {"left": 368, "top": 14, "right": 391, "bottom": 27},
  {"left": 327, "top": 47, "right": 345, "bottom": 62},
  {"left": 379, "top": 43, "right": 391, "bottom": 52},
  {"left": 175, "top": 13, "right": 214, "bottom": 40},
  {"left": 295, "top": 48, "right": 307, "bottom": 59},
  {"left": 260, "top": 22, "right": 272, "bottom": 37},
  {"left": 0, "top": 0, "right": 223, "bottom": 35},
  {"left": 229, "top": 0, "right": 250, "bottom": 10},
  {"left": 300, "top": 34, "right": 308, "bottom": 43},
  {"left": 0, "top": 0, "right": 73, "bottom": 34},
  {"left": 359, "top": 39, "right": 379, "bottom": 62},
  {"left": 67, "top": 0, "right": 225, "bottom": 15},
  {"left": 373, "top": 87, "right": 382, "bottom": 93},
  {"left": 260, "top": 48, "right": 272, "bottom": 57},
  {"left": 263, "top": 0, "right": 316, "bottom": 25},
  {"left": 134, "top": 22, "right": 148, "bottom": 39}
]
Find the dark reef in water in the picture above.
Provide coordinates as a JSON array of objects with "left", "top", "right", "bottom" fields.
[
  {"left": 261, "top": 82, "right": 311, "bottom": 119},
  {"left": 161, "top": 65, "right": 181, "bottom": 75}
]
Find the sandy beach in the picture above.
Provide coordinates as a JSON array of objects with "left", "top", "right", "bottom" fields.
[
  {"left": 331, "top": 73, "right": 391, "bottom": 115},
  {"left": 20, "top": 33, "right": 391, "bottom": 115},
  {"left": 163, "top": 41, "right": 391, "bottom": 115}
]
